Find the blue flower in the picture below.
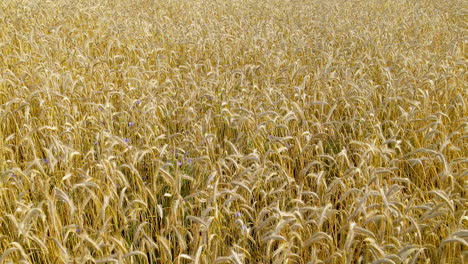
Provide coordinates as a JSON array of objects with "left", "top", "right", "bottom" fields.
[
  {"left": 124, "top": 138, "right": 130, "bottom": 143},
  {"left": 235, "top": 211, "right": 242, "bottom": 218},
  {"left": 177, "top": 161, "right": 182, "bottom": 166},
  {"left": 132, "top": 101, "right": 141, "bottom": 109},
  {"left": 128, "top": 121, "right": 134, "bottom": 127},
  {"left": 42, "top": 158, "right": 49, "bottom": 164}
]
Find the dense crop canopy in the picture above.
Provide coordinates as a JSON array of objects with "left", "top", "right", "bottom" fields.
[{"left": 0, "top": 0, "right": 466, "bottom": 263}]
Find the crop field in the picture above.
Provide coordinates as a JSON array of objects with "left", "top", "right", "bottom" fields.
[{"left": 0, "top": 0, "right": 466, "bottom": 263}]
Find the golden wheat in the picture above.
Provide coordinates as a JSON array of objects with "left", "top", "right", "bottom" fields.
[{"left": 0, "top": 0, "right": 466, "bottom": 263}]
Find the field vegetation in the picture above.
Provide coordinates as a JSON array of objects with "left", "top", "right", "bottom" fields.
[{"left": 0, "top": 0, "right": 466, "bottom": 263}]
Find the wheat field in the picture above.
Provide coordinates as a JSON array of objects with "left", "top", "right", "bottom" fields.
[{"left": 0, "top": 0, "right": 466, "bottom": 263}]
